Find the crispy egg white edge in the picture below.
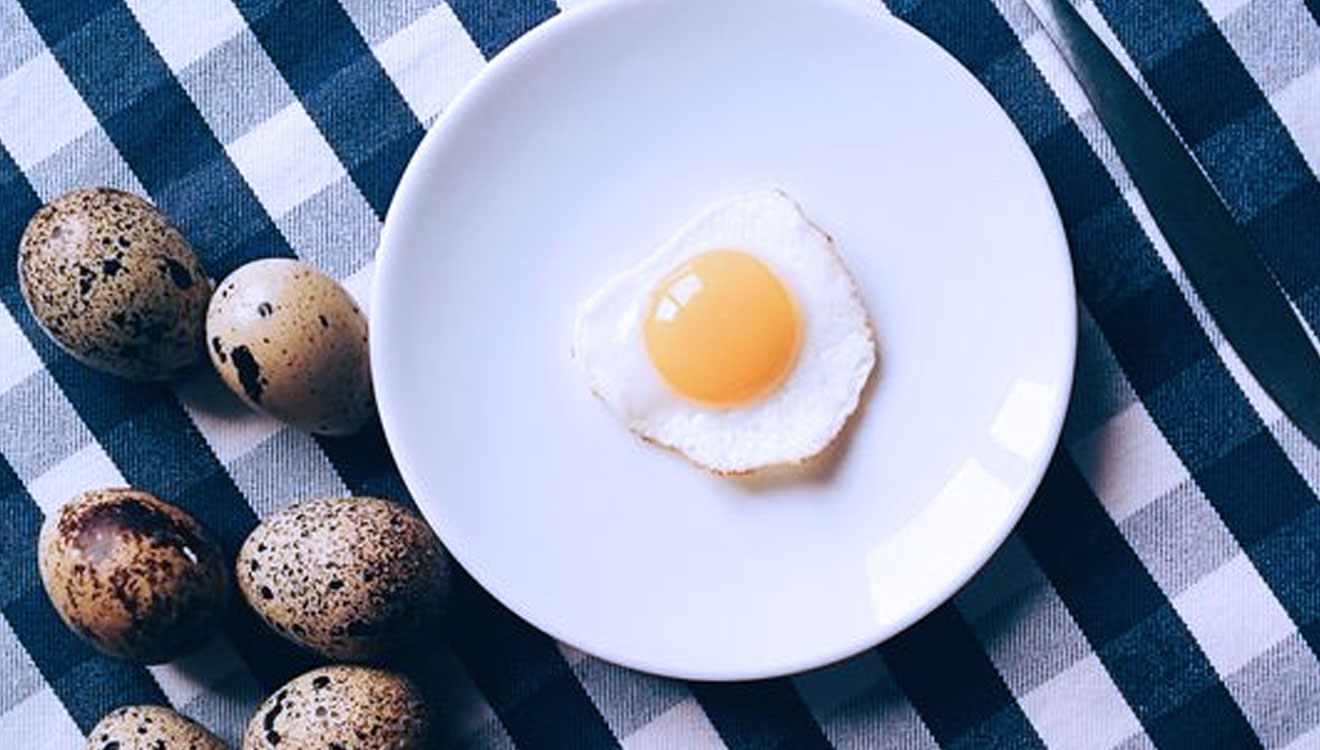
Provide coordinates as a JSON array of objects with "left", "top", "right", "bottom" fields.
[{"left": 572, "top": 188, "right": 877, "bottom": 474}]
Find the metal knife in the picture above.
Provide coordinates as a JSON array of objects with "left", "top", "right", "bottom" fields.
[{"left": 1022, "top": 0, "right": 1320, "bottom": 446}]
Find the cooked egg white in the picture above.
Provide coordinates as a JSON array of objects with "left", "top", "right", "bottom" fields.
[{"left": 573, "top": 189, "right": 876, "bottom": 474}]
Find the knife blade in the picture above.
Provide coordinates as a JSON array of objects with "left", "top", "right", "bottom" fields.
[{"left": 1022, "top": 0, "right": 1320, "bottom": 446}]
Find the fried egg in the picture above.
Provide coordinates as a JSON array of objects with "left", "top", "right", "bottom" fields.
[{"left": 573, "top": 189, "right": 876, "bottom": 474}]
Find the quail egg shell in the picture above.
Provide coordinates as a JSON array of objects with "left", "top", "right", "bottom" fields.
[
  {"left": 86, "top": 705, "right": 226, "bottom": 750},
  {"left": 18, "top": 188, "right": 212, "bottom": 380},
  {"left": 243, "top": 665, "right": 430, "bottom": 750},
  {"left": 206, "top": 258, "right": 373, "bottom": 435},
  {"left": 237, "top": 496, "right": 449, "bottom": 662},
  {"left": 38, "top": 488, "right": 229, "bottom": 663}
]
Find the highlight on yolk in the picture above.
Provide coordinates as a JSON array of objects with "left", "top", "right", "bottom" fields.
[{"left": 643, "top": 249, "right": 802, "bottom": 406}]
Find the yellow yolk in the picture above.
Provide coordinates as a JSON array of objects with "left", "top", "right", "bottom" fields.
[{"left": 643, "top": 249, "right": 802, "bottom": 407}]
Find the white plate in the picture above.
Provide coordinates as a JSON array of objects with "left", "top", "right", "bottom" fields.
[{"left": 373, "top": 0, "right": 1075, "bottom": 680}]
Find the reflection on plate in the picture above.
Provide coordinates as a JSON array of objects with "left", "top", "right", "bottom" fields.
[{"left": 372, "top": 0, "right": 1075, "bottom": 680}]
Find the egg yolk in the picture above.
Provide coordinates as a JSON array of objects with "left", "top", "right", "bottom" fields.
[{"left": 644, "top": 249, "right": 802, "bottom": 407}]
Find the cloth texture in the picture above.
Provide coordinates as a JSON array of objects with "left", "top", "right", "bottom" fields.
[{"left": 1, "top": 0, "right": 1319, "bottom": 747}]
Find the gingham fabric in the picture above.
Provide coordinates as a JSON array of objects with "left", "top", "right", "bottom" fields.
[{"left": 1, "top": 0, "right": 1318, "bottom": 747}]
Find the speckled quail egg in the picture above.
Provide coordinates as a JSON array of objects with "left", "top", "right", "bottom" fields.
[
  {"left": 38, "top": 488, "right": 229, "bottom": 663},
  {"left": 206, "top": 258, "right": 373, "bottom": 435},
  {"left": 86, "top": 704, "right": 226, "bottom": 750},
  {"left": 18, "top": 188, "right": 212, "bottom": 380},
  {"left": 236, "top": 496, "right": 449, "bottom": 662},
  {"left": 243, "top": 665, "right": 430, "bottom": 750}
]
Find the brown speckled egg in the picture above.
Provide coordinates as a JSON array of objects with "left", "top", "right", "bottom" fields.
[
  {"left": 206, "top": 258, "right": 372, "bottom": 435},
  {"left": 242, "top": 665, "right": 429, "bottom": 750},
  {"left": 86, "top": 705, "right": 225, "bottom": 750},
  {"left": 236, "top": 496, "right": 448, "bottom": 662},
  {"left": 19, "top": 188, "right": 212, "bottom": 380},
  {"left": 38, "top": 488, "right": 229, "bottom": 663}
]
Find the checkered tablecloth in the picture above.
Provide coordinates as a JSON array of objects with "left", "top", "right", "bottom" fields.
[{"left": 2, "top": 0, "right": 1319, "bottom": 747}]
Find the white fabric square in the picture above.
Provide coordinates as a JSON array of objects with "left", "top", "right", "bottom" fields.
[
  {"left": 226, "top": 429, "right": 349, "bottom": 519},
  {"left": 339, "top": 0, "right": 445, "bottom": 47},
  {"left": 174, "top": 28, "right": 296, "bottom": 146},
  {"left": 0, "top": 3, "right": 43, "bottom": 80},
  {"left": 1224, "top": 634, "right": 1320, "bottom": 749},
  {"left": 0, "top": 50, "right": 98, "bottom": 170},
  {"left": 174, "top": 369, "right": 283, "bottom": 465},
  {"left": 225, "top": 102, "right": 345, "bottom": 218},
  {"left": 1023, "top": 30, "right": 1092, "bottom": 120},
  {"left": 0, "top": 371, "right": 95, "bottom": 483},
  {"left": 1218, "top": 0, "right": 1320, "bottom": 95},
  {"left": 1172, "top": 552, "right": 1297, "bottom": 677},
  {"left": 623, "top": 699, "right": 725, "bottom": 750},
  {"left": 0, "top": 616, "right": 44, "bottom": 715},
  {"left": 374, "top": 3, "right": 485, "bottom": 124},
  {"left": 0, "top": 687, "right": 85, "bottom": 750},
  {"left": 0, "top": 307, "right": 42, "bottom": 395},
  {"left": 26, "top": 441, "right": 126, "bottom": 517},
  {"left": 125, "top": 0, "right": 246, "bottom": 73},
  {"left": 148, "top": 634, "right": 252, "bottom": 709},
  {"left": 1069, "top": 400, "right": 1189, "bottom": 522},
  {"left": 964, "top": 578, "right": 1093, "bottom": 697},
  {"left": 1119, "top": 482, "right": 1239, "bottom": 598},
  {"left": 990, "top": 0, "right": 1041, "bottom": 39},
  {"left": 1020, "top": 654, "right": 1144, "bottom": 750},
  {"left": 24, "top": 126, "right": 146, "bottom": 204},
  {"left": 1271, "top": 66, "right": 1320, "bottom": 181},
  {"left": 275, "top": 177, "right": 380, "bottom": 280},
  {"left": 1201, "top": 0, "right": 1253, "bottom": 22},
  {"left": 1284, "top": 724, "right": 1320, "bottom": 750}
]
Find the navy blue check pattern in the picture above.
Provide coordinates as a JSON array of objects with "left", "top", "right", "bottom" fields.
[{"left": 1, "top": 0, "right": 1318, "bottom": 747}]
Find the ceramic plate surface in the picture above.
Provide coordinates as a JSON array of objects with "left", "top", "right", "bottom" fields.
[{"left": 373, "top": 0, "right": 1075, "bottom": 680}]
